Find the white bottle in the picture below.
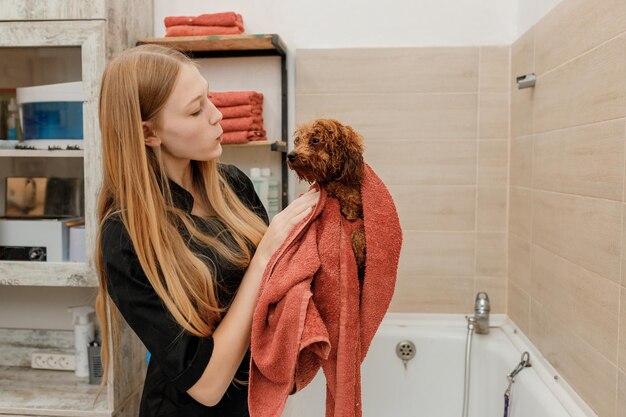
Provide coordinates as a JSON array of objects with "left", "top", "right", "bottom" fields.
[
  {"left": 261, "top": 168, "right": 280, "bottom": 220},
  {"left": 250, "top": 167, "right": 269, "bottom": 214},
  {"left": 68, "top": 306, "right": 95, "bottom": 377},
  {"left": 6, "top": 97, "right": 19, "bottom": 140}
]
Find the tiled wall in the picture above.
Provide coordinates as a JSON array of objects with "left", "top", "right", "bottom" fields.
[
  {"left": 508, "top": 0, "right": 626, "bottom": 416},
  {"left": 295, "top": 47, "right": 510, "bottom": 314}
]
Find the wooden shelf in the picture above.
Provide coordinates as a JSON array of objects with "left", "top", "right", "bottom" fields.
[
  {"left": 0, "top": 149, "right": 84, "bottom": 158},
  {"left": 0, "top": 261, "right": 97, "bottom": 287},
  {"left": 136, "top": 33, "right": 287, "bottom": 57},
  {"left": 223, "top": 140, "right": 286, "bottom": 152},
  {"left": 0, "top": 366, "right": 110, "bottom": 417}
]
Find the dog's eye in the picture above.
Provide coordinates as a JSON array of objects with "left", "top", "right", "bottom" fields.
[{"left": 311, "top": 137, "right": 320, "bottom": 144}]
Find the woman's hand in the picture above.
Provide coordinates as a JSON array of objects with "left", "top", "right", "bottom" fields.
[{"left": 254, "top": 188, "right": 320, "bottom": 266}]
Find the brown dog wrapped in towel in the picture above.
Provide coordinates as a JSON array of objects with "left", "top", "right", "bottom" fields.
[
  {"left": 248, "top": 118, "right": 403, "bottom": 417},
  {"left": 287, "top": 119, "right": 367, "bottom": 279}
]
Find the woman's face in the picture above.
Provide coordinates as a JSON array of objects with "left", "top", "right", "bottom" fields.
[{"left": 150, "top": 63, "right": 223, "bottom": 162}]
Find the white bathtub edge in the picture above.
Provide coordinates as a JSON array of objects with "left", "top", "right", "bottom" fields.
[{"left": 500, "top": 318, "right": 599, "bottom": 417}]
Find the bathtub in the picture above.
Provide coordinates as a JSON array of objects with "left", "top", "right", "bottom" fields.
[{"left": 281, "top": 313, "right": 597, "bottom": 417}]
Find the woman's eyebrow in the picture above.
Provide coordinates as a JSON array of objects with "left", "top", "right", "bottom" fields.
[{"left": 186, "top": 82, "right": 210, "bottom": 107}]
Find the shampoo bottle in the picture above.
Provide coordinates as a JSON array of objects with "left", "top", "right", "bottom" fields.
[
  {"left": 68, "top": 306, "right": 95, "bottom": 377},
  {"left": 6, "top": 97, "right": 21, "bottom": 140},
  {"left": 261, "top": 168, "right": 280, "bottom": 220},
  {"left": 250, "top": 167, "right": 269, "bottom": 214}
]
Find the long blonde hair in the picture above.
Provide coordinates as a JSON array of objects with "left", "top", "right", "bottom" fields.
[{"left": 94, "top": 44, "right": 267, "bottom": 396}]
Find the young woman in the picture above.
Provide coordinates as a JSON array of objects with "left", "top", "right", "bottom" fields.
[{"left": 95, "top": 44, "right": 319, "bottom": 416}]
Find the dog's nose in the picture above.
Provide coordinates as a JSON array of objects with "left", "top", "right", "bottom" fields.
[{"left": 287, "top": 151, "right": 298, "bottom": 161}]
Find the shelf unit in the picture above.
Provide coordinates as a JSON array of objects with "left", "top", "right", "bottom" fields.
[
  {"left": 136, "top": 34, "right": 290, "bottom": 208},
  {"left": 0, "top": 2, "right": 152, "bottom": 416}
]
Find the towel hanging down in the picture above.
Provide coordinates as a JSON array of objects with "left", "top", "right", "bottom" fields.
[{"left": 249, "top": 163, "right": 403, "bottom": 417}]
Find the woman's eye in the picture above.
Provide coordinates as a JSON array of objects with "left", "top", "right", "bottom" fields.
[
  {"left": 191, "top": 108, "right": 202, "bottom": 116},
  {"left": 311, "top": 137, "right": 320, "bottom": 144}
]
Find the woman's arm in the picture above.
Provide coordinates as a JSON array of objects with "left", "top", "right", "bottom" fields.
[{"left": 186, "top": 188, "right": 319, "bottom": 406}]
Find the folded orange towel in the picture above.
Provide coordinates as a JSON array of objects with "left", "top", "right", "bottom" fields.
[
  {"left": 221, "top": 130, "right": 266, "bottom": 144},
  {"left": 220, "top": 116, "right": 263, "bottom": 133},
  {"left": 211, "top": 91, "right": 263, "bottom": 107},
  {"left": 218, "top": 104, "right": 262, "bottom": 119},
  {"left": 164, "top": 12, "right": 244, "bottom": 29},
  {"left": 249, "top": 164, "right": 402, "bottom": 417},
  {"left": 165, "top": 25, "right": 243, "bottom": 37}
]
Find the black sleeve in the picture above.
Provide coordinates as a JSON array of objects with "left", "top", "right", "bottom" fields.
[
  {"left": 219, "top": 163, "right": 270, "bottom": 226},
  {"left": 101, "top": 217, "right": 214, "bottom": 393}
]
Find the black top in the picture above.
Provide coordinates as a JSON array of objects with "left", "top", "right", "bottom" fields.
[{"left": 100, "top": 164, "right": 269, "bottom": 417}]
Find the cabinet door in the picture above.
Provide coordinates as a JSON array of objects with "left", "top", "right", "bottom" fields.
[
  {"left": 0, "top": 20, "right": 105, "bottom": 277},
  {"left": 0, "top": 0, "right": 105, "bottom": 20}
]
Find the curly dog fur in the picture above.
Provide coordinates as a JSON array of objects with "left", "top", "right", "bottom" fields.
[{"left": 287, "top": 118, "right": 366, "bottom": 278}]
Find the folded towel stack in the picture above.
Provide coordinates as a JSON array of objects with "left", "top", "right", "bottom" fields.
[
  {"left": 212, "top": 91, "right": 266, "bottom": 144},
  {"left": 164, "top": 12, "right": 244, "bottom": 37}
]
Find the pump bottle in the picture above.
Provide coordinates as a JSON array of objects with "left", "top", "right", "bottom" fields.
[{"left": 68, "top": 306, "right": 95, "bottom": 377}]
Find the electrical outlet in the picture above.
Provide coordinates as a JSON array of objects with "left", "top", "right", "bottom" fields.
[{"left": 31, "top": 352, "right": 75, "bottom": 371}]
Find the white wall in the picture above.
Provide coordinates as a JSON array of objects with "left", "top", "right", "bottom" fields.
[{"left": 516, "top": 0, "right": 565, "bottom": 38}]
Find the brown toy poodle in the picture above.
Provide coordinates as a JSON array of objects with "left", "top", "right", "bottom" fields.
[{"left": 287, "top": 118, "right": 366, "bottom": 279}]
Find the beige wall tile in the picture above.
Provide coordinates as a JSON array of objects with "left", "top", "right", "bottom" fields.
[
  {"left": 295, "top": 93, "right": 477, "bottom": 140},
  {"left": 620, "top": 287, "right": 626, "bottom": 372},
  {"left": 531, "top": 244, "right": 619, "bottom": 362},
  {"left": 533, "top": 119, "right": 625, "bottom": 201},
  {"left": 619, "top": 370, "right": 626, "bottom": 417},
  {"left": 509, "top": 135, "right": 532, "bottom": 187},
  {"left": 533, "top": 34, "right": 626, "bottom": 133},
  {"left": 476, "top": 186, "right": 507, "bottom": 232},
  {"left": 508, "top": 234, "right": 531, "bottom": 292},
  {"left": 479, "top": 92, "right": 509, "bottom": 138},
  {"left": 388, "top": 185, "right": 475, "bottom": 231},
  {"left": 532, "top": 190, "right": 622, "bottom": 283},
  {"left": 479, "top": 46, "right": 510, "bottom": 93},
  {"left": 475, "top": 232, "right": 507, "bottom": 276},
  {"left": 296, "top": 48, "right": 479, "bottom": 94},
  {"left": 398, "top": 232, "right": 474, "bottom": 276},
  {"left": 511, "top": 28, "right": 535, "bottom": 138},
  {"left": 508, "top": 282, "right": 530, "bottom": 334},
  {"left": 477, "top": 140, "right": 508, "bottom": 186},
  {"left": 475, "top": 276, "right": 506, "bottom": 313},
  {"left": 530, "top": 300, "right": 617, "bottom": 417},
  {"left": 534, "top": 0, "right": 626, "bottom": 75},
  {"left": 389, "top": 274, "right": 474, "bottom": 313},
  {"left": 509, "top": 187, "right": 532, "bottom": 240},
  {"left": 364, "top": 141, "right": 476, "bottom": 186}
]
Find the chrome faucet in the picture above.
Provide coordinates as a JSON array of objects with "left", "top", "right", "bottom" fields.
[{"left": 472, "top": 292, "right": 490, "bottom": 334}]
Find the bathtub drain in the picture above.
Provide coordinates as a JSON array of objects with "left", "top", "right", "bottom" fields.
[{"left": 395, "top": 340, "right": 416, "bottom": 370}]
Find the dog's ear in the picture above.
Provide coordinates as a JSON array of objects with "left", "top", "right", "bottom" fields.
[{"left": 338, "top": 124, "right": 365, "bottom": 185}]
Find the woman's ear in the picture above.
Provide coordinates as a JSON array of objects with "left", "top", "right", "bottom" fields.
[{"left": 142, "top": 121, "right": 161, "bottom": 148}]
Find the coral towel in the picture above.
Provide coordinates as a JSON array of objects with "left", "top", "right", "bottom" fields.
[
  {"left": 165, "top": 25, "right": 243, "bottom": 37},
  {"left": 164, "top": 12, "right": 244, "bottom": 29},
  {"left": 249, "top": 163, "right": 402, "bottom": 417}
]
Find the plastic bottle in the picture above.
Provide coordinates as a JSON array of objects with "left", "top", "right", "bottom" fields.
[
  {"left": 6, "top": 97, "right": 21, "bottom": 140},
  {"left": 68, "top": 306, "right": 95, "bottom": 377},
  {"left": 261, "top": 168, "right": 280, "bottom": 220},
  {"left": 250, "top": 167, "right": 269, "bottom": 214}
]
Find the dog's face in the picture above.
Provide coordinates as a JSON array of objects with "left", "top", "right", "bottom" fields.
[{"left": 287, "top": 119, "right": 364, "bottom": 184}]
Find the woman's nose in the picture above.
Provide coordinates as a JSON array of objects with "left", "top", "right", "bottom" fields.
[{"left": 208, "top": 101, "right": 222, "bottom": 125}]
